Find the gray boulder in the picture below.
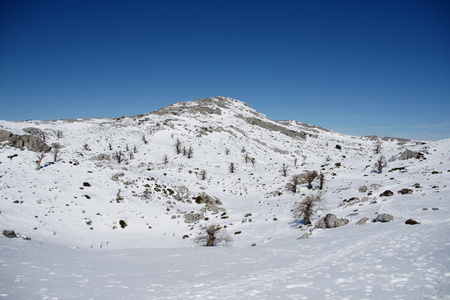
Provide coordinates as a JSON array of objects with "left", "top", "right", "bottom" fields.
[
  {"left": 0, "top": 129, "right": 12, "bottom": 142},
  {"left": 184, "top": 212, "right": 204, "bottom": 223},
  {"left": 315, "top": 214, "right": 349, "bottom": 229},
  {"left": 23, "top": 127, "right": 45, "bottom": 136},
  {"left": 8, "top": 134, "right": 51, "bottom": 152},
  {"left": 373, "top": 213, "right": 394, "bottom": 223},
  {"left": 389, "top": 149, "right": 419, "bottom": 162}
]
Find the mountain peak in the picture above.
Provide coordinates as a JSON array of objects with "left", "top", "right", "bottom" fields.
[{"left": 151, "top": 96, "right": 263, "bottom": 119}]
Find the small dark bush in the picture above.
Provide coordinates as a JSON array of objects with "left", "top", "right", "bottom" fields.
[
  {"left": 335, "top": 145, "right": 342, "bottom": 150},
  {"left": 83, "top": 182, "right": 91, "bottom": 187}
]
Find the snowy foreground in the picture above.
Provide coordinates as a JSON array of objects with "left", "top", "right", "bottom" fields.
[
  {"left": 1, "top": 97, "right": 449, "bottom": 299},
  {"left": 2, "top": 219, "right": 450, "bottom": 299}
]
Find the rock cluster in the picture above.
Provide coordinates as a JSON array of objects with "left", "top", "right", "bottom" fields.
[{"left": 315, "top": 214, "right": 349, "bottom": 229}]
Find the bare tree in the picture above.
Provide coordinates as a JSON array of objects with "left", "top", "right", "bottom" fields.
[
  {"left": 142, "top": 135, "right": 148, "bottom": 144},
  {"left": 187, "top": 146, "right": 193, "bottom": 159},
  {"left": 250, "top": 157, "right": 255, "bottom": 166},
  {"left": 294, "top": 157, "right": 298, "bottom": 167},
  {"left": 113, "top": 151, "right": 123, "bottom": 164},
  {"left": 133, "top": 145, "right": 137, "bottom": 153},
  {"left": 374, "top": 155, "right": 387, "bottom": 173},
  {"left": 194, "top": 224, "right": 232, "bottom": 247},
  {"left": 55, "top": 130, "right": 63, "bottom": 139},
  {"left": 83, "top": 143, "right": 90, "bottom": 151},
  {"left": 116, "top": 189, "right": 123, "bottom": 203},
  {"left": 286, "top": 174, "right": 301, "bottom": 193},
  {"left": 243, "top": 153, "right": 250, "bottom": 163},
  {"left": 318, "top": 171, "right": 325, "bottom": 190},
  {"left": 129, "top": 152, "right": 134, "bottom": 160},
  {"left": 53, "top": 148, "right": 59, "bottom": 163},
  {"left": 163, "top": 155, "right": 169, "bottom": 165},
  {"left": 301, "top": 170, "right": 318, "bottom": 190},
  {"left": 109, "top": 143, "right": 113, "bottom": 150},
  {"left": 373, "top": 141, "right": 382, "bottom": 154},
  {"left": 200, "top": 170, "right": 207, "bottom": 180},
  {"left": 292, "top": 193, "right": 325, "bottom": 225},
  {"left": 36, "top": 152, "right": 45, "bottom": 170},
  {"left": 225, "top": 148, "right": 230, "bottom": 155},
  {"left": 126, "top": 144, "right": 129, "bottom": 152},
  {"left": 175, "top": 138, "right": 182, "bottom": 154},
  {"left": 229, "top": 162, "right": 235, "bottom": 173},
  {"left": 281, "top": 164, "right": 288, "bottom": 177}
]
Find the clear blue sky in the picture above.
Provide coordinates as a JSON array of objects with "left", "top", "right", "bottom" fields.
[{"left": 1, "top": 0, "right": 449, "bottom": 140}]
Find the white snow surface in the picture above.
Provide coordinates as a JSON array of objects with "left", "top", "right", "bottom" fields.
[{"left": 0, "top": 96, "right": 449, "bottom": 299}]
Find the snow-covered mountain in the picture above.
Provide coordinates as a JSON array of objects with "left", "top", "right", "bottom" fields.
[{"left": 1, "top": 96, "right": 449, "bottom": 299}]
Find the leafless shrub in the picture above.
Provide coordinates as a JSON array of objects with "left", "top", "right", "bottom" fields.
[
  {"left": 194, "top": 224, "right": 232, "bottom": 247},
  {"left": 175, "top": 138, "right": 182, "bottom": 154},
  {"left": 374, "top": 156, "right": 387, "bottom": 173},
  {"left": 281, "top": 164, "right": 288, "bottom": 177},
  {"left": 113, "top": 151, "right": 124, "bottom": 164},
  {"left": 301, "top": 170, "right": 318, "bottom": 189},
  {"left": 292, "top": 193, "right": 325, "bottom": 225},
  {"left": 229, "top": 162, "right": 235, "bottom": 173},
  {"left": 36, "top": 152, "right": 45, "bottom": 170},
  {"left": 55, "top": 130, "right": 63, "bottom": 139}
]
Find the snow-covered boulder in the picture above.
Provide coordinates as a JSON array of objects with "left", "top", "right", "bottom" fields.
[
  {"left": 315, "top": 214, "right": 349, "bottom": 229},
  {"left": 373, "top": 213, "right": 394, "bottom": 223}
]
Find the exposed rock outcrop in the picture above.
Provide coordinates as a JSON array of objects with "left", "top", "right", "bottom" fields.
[
  {"left": 373, "top": 213, "right": 394, "bottom": 223},
  {"left": 8, "top": 134, "right": 51, "bottom": 152},
  {"left": 0, "top": 129, "right": 13, "bottom": 141},
  {"left": 315, "top": 214, "right": 349, "bottom": 229}
]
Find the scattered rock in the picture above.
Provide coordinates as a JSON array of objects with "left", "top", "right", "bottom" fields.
[
  {"left": 119, "top": 220, "right": 127, "bottom": 228},
  {"left": 373, "top": 213, "right": 394, "bottom": 223},
  {"left": 398, "top": 188, "right": 413, "bottom": 195},
  {"left": 380, "top": 190, "right": 394, "bottom": 197},
  {"left": 315, "top": 214, "right": 349, "bottom": 229},
  {"left": 83, "top": 182, "right": 91, "bottom": 187},
  {"left": 356, "top": 217, "right": 369, "bottom": 225},
  {"left": 432, "top": 207, "right": 439, "bottom": 211},
  {"left": 111, "top": 173, "right": 125, "bottom": 181},
  {"left": 2, "top": 230, "right": 17, "bottom": 238},
  {"left": 234, "top": 231, "right": 242, "bottom": 235},
  {"left": 405, "top": 219, "right": 420, "bottom": 225}
]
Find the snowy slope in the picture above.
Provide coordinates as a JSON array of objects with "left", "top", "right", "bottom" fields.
[{"left": 0, "top": 96, "right": 449, "bottom": 299}]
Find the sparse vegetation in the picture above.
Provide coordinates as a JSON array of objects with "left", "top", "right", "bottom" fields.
[
  {"left": 229, "top": 162, "right": 235, "bottom": 173},
  {"left": 113, "top": 151, "right": 124, "bottom": 164},
  {"left": 374, "top": 156, "right": 387, "bottom": 173},
  {"left": 194, "top": 224, "right": 232, "bottom": 247},
  {"left": 36, "top": 152, "right": 45, "bottom": 170},
  {"left": 301, "top": 170, "right": 318, "bottom": 190},
  {"left": 292, "top": 193, "right": 325, "bottom": 225}
]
